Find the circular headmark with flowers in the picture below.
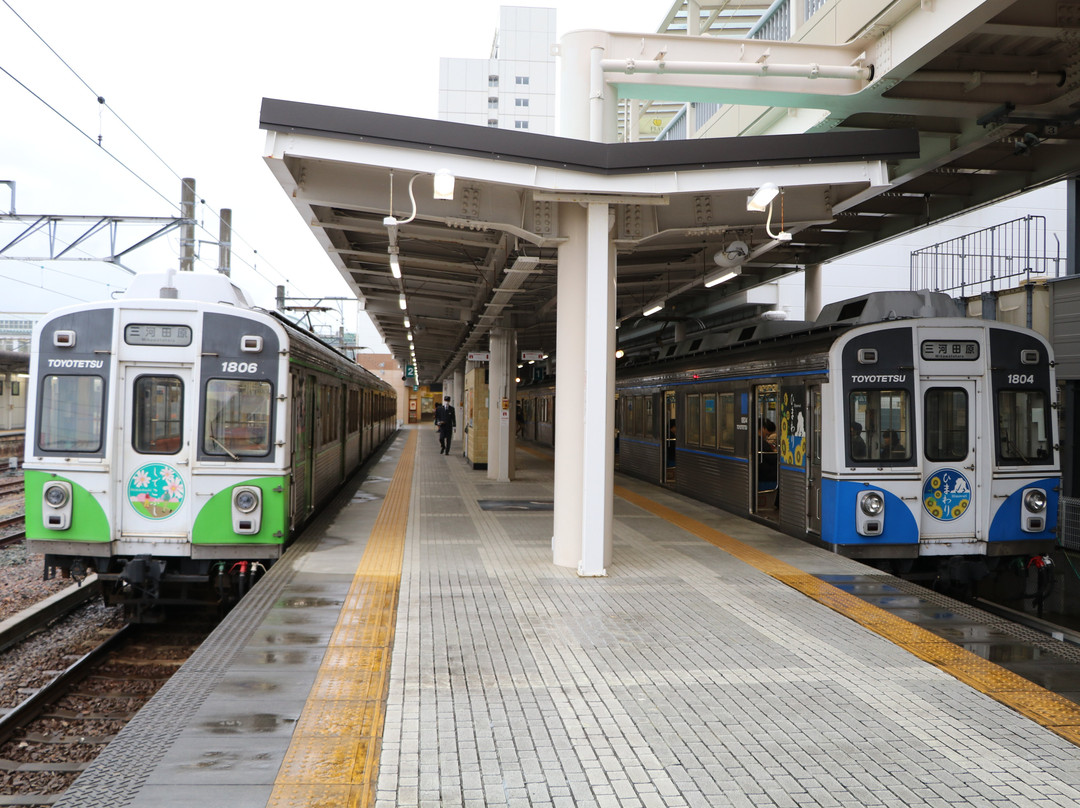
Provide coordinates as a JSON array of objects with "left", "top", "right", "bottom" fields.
[{"left": 127, "top": 463, "right": 185, "bottom": 520}]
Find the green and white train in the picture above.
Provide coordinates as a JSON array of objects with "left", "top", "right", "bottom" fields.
[{"left": 24, "top": 271, "right": 396, "bottom": 618}]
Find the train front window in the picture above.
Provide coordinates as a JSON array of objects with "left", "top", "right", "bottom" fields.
[
  {"left": 924, "top": 388, "right": 968, "bottom": 462},
  {"left": 133, "top": 376, "right": 183, "bottom": 454},
  {"left": 848, "top": 389, "right": 911, "bottom": 463},
  {"left": 203, "top": 379, "right": 272, "bottom": 457},
  {"left": 38, "top": 375, "right": 105, "bottom": 452},
  {"left": 997, "top": 390, "right": 1049, "bottom": 465}
]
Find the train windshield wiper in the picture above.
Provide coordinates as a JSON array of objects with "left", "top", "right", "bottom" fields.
[{"left": 210, "top": 434, "right": 239, "bottom": 461}]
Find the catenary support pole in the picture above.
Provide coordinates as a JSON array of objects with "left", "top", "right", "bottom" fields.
[{"left": 180, "top": 178, "right": 195, "bottom": 272}]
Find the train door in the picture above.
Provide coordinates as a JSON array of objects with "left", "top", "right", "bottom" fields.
[
  {"left": 664, "top": 390, "right": 676, "bottom": 484},
  {"left": 753, "top": 384, "right": 779, "bottom": 519},
  {"left": 289, "top": 373, "right": 316, "bottom": 525},
  {"left": 118, "top": 367, "right": 193, "bottom": 547},
  {"left": 920, "top": 379, "right": 980, "bottom": 548},
  {"left": 808, "top": 385, "right": 822, "bottom": 534}
]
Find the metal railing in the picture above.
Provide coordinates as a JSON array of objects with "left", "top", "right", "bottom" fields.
[
  {"left": 749, "top": 0, "right": 791, "bottom": 41},
  {"left": 1061, "top": 497, "right": 1080, "bottom": 551},
  {"left": 909, "top": 215, "right": 1062, "bottom": 296}
]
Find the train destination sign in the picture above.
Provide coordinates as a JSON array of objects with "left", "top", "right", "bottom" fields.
[
  {"left": 125, "top": 324, "right": 193, "bottom": 346},
  {"left": 921, "top": 340, "right": 979, "bottom": 361}
]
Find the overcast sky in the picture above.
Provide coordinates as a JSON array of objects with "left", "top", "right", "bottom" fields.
[{"left": 1, "top": 0, "right": 665, "bottom": 349}]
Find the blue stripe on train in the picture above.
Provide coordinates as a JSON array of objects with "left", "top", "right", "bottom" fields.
[
  {"left": 988, "top": 477, "right": 1059, "bottom": 543},
  {"left": 820, "top": 478, "right": 918, "bottom": 547}
]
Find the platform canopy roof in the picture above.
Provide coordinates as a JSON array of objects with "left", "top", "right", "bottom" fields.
[
  {"left": 261, "top": 100, "right": 915, "bottom": 382},
  {"left": 260, "top": 0, "right": 1080, "bottom": 383}
]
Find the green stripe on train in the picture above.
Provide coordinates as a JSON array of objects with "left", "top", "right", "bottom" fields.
[
  {"left": 191, "top": 476, "right": 290, "bottom": 545},
  {"left": 23, "top": 470, "right": 111, "bottom": 542}
]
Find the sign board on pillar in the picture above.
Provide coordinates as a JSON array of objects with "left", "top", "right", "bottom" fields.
[
  {"left": 467, "top": 351, "right": 491, "bottom": 362},
  {"left": 520, "top": 350, "right": 544, "bottom": 361}
]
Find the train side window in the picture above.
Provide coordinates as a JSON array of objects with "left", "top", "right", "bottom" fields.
[
  {"left": 997, "top": 389, "right": 1049, "bottom": 464},
  {"left": 38, "top": 375, "right": 105, "bottom": 452},
  {"left": 702, "top": 394, "right": 717, "bottom": 448},
  {"left": 849, "top": 389, "right": 910, "bottom": 463},
  {"left": 686, "top": 394, "right": 701, "bottom": 445},
  {"left": 644, "top": 397, "right": 654, "bottom": 439},
  {"left": 718, "top": 393, "right": 735, "bottom": 451},
  {"left": 204, "top": 379, "right": 272, "bottom": 457},
  {"left": 924, "top": 388, "right": 967, "bottom": 461},
  {"left": 133, "top": 375, "right": 183, "bottom": 454}
]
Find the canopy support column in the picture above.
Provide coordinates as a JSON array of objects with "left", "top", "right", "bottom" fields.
[{"left": 553, "top": 201, "right": 615, "bottom": 574}]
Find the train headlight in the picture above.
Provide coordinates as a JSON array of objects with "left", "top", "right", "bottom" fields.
[
  {"left": 231, "top": 486, "right": 262, "bottom": 535},
  {"left": 860, "top": 492, "right": 884, "bottom": 516},
  {"left": 1023, "top": 489, "right": 1047, "bottom": 513},
  {"left": 234, "top": 489, "right": 259, "bottom": 514},
  {"left": 42, "top": 481, "right": 72, "bottom": 530},
  {"left": 44, "top": 483, "right": 70, "bottom": 508}
]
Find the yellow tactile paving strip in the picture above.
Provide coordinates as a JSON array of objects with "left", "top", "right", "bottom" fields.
[
  {"left": 614, "top": 483, "right": 1080, "bottom": 748},
  {"left": 268, "top": 431, "right": 416, "bottom": 808}
]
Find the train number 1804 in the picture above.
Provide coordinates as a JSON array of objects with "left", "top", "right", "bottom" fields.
[
  {"left": 1006, "top": 374, "right": 1035, "bottom": 385},
  {"left": 221, "top": 361, "right": 259, "bottom": 373}
]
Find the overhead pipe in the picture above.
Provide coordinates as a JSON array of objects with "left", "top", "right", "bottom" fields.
[
  {"left": 909, "top": 70, "right": 1065, "bottom": 87},
  {"left": 601, "top": 57, "right": 873, "bottom": 82}
]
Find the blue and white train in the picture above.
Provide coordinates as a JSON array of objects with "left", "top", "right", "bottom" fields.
[{"left": 522, "top": 291, "right": 1059, "bottom": 579}]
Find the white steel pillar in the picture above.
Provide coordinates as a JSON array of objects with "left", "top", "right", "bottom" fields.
[
  {"left": 453, "top": 366, "right": 465, "bottom": 448},
  {"left": 553, "top": 201, "right": 615, "bottom": 574},
  {"left": 804, "top": 262, "right": 823, "bottom": 320},
  {"left": 487, "top": 328, "right": 517, "bottom": 482}
]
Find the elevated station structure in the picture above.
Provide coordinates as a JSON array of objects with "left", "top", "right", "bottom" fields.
[
  {"left": 260, "top": 101, "right": 911, "bottom": 573},
  {"left": 260, "top": 0, "right": 1080, "bottom": 575}
]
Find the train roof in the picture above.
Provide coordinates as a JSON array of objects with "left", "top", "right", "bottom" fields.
[
  {"left": 123, "top": 271, "right": 255, "bottom": 307},
  {"left": 614, "top": 290, "right": 969, "bottom": 372}
]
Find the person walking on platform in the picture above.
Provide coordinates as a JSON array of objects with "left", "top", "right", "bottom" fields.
[{"left": 437, "top": 396, "right": 456, "bottom": 455}]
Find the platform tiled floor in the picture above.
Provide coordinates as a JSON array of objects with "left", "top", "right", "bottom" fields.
[
  {"left": 381, "top": 432, "right": 1080, "bottom": 807},
  {"left": 55, "top": 428, "right": 1080, "bottom": 807}
]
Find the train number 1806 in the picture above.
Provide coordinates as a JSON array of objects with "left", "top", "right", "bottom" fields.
[{"left": 221, "top": 361, "right": 259, "bottom": 373}]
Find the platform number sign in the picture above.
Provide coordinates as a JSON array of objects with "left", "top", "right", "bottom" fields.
[{"left": 405, "top": 364, "right": 415, "bottom": 378}]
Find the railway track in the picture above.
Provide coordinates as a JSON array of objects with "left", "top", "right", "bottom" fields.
[{"left": 0, "top": 617, "right": 213, "bottom": 805}]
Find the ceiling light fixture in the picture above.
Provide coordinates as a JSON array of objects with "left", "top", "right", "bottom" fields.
[
  {"left": 747, "top": 183, "right": 791, "bottom": 242},
  {"left": 403, "top": 316, "right": 411, "bottom": 328},
  {"left": 399, "top": 293, "right": 407, "bottom": 310},
  {"left": 389, "top": 247, "right": 401, "bottom": 279},
  {"left": 643, "top": 300, "right": 665, "bottom": 317},
  {"left": 433, "top": 169, "right": 456, "bottom": 200},
  {"left": 746, "top": 182, "right": 779, "bottom": 212},
  {"left": 704, "top": 267, "right": 742, "bottom": 288},
  {"left": 384, "top": 170, "right": 457, "bottom": 231}
]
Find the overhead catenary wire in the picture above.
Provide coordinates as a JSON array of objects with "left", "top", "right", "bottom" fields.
[{"left": 0, "top": 1, "right": 312, "bottom": 302}]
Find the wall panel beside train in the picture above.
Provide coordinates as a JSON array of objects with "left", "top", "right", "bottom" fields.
[
  {"left": 24, "top": 271, "right": 396, "bottom": 619},
  {"left": 520, "top": 291, "right": 1059, "bottom": 580}
]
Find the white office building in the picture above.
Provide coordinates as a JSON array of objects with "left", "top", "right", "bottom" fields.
[{"left": 438, "top": 6, "right": 556, "bottom": 134}]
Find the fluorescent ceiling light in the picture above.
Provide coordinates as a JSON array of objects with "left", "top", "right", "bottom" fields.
[
  {"left": 705, "top": 267, "right": 741, "bottom": 288},
  {"left": 398, "top": 294, "right": 407, "bottom": 310},
  {"left": 643, "top": 301, "right": 664, "bottom": 317},
  {"left": 403, "top": 316, "right": 411, "bottom": 328},
  {"left": 389, "top": 251, "right": 401, "bottom": 279}
]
